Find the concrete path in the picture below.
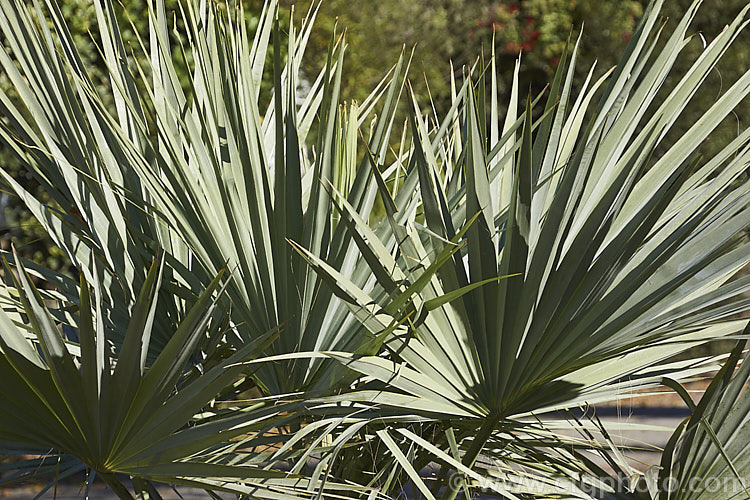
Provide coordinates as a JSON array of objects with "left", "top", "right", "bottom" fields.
[{"left": 0, "top": 483, "right": 222, "bottom": 499}]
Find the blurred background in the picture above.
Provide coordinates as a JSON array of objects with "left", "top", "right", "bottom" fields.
[{"left": 1, "top": 0, "right": 749, "bottom": 272}]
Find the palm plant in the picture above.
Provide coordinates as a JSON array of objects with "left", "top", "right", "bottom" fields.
[
  {"left": 0, "top": 250, "right": 388, "bottom": 498},
  {"left": 291, "top": 0, "right": 750, "bottom": 496},
  {"left": 0, "top": 0, "right": 749, "bottom": 498},
  {"left": 658, "top": 337, "right": 750, "bottom": 500},
  {"left": 0, "top": 250, "right": 309, "bottom": 498},
  {"left": 0, "top": 0, "right": 416, "bottom": 396}
]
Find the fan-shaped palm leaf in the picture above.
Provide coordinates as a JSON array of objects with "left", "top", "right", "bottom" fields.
[{"left": 293, "top": 0, "right": 750, "bottom": 495}]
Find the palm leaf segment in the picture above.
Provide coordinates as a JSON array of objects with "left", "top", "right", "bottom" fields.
[
  {"left": 316, "top": 0, "right": 750, "bottom": 418},
  {"left": 0, "top": 0, "right": 413, "bottom": 394}
]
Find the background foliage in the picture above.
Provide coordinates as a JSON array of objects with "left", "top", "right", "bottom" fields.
[{"left": 3, "top": 0, "right": 749, "bottom": 270}]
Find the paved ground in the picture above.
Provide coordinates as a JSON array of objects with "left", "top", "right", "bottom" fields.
[
  {"left": 569, "top": 411, "right": 686, "bottom": 472},
  {"left": 0, "top": 483, "right": 223, "bottom": 499}
]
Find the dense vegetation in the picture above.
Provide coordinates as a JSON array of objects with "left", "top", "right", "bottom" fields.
[
  {"left": 0, "top": 0, "right": 749, "bottom": 498},
  {"left": 3, "top": 0, "right": 749, "bottom": 267}
]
